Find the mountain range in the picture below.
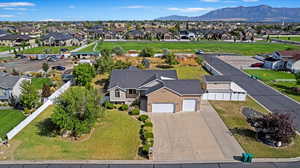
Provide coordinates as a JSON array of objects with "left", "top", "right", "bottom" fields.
[{"left": 156, "top": 5, "right": 300, "bottom": 22}]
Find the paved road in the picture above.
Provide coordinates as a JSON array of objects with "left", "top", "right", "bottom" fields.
[
  {"left": 203, "top": 54, "right": 300, "bottom": 131},
  {"left": 1, "top": 162, "right": 300, "bottom": 168}
]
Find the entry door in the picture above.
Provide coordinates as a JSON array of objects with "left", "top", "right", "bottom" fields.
[
  {"left": 183, "top": 100, "right": 196, "bottom": 112},
  {"left": 152, "top": 104, "right": 175, "bottom": 113}
]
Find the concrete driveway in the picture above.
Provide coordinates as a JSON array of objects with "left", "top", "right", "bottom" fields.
[{"left": 150, "top": 101, "right": 244, "bottom": 161}]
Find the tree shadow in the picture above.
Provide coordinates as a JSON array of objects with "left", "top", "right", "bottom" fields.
[
  {"left": 272, "top": 83, "right": 300, "bottom": 96},
  {"left": 36, "top": 118, "right": 58, "bottom": 137},
  {"left": 230, "top": 128, "right": 256, "bottom": 140},
  {"left": 95, "top": 79, "right": 109, "bottom": 90}
]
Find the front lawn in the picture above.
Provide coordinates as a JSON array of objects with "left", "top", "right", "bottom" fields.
[
  {"left": 210, "top": 97, "right": 300, "bottom": 158},
  {"left": 2, "top": 106, "right": 141, "bottom": 160},
  {"left": 0, "top": 46, "right": 11, "bottom": 52},
  {"left": 0, "top": 109, "right": 25, "bottom": 139},
  {"left": 244, "top": 69, "right": 300, "bottom": 102},
  {"left": 22, "top": 46, "right": 78, "bottom": 54},
  {"left": 94, "top": 41, "right": 300, "bottom": 56}
]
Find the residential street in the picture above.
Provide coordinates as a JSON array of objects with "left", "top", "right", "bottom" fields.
[{"left": 203, "top": 54, "right": 300, "bottom": 131}]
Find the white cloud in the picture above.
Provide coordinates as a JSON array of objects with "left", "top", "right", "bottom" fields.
[
  {"left": 200, "top": 0, "right": 219, "bottom": 2},
  {"left": 167, "top": 7, "right": 215, "bottom": 13},
  {"left": 123, "top": 5, "right": 146, "bottom": 9},
  {"left": 0, "top": 2, "right": 35, "bottom": 7},
  {"left": 41, "top": 18, "right": 61, "bottom": 22},
  {"left": 0, "top": 14, "right": 14, "bottom": 18},
  {"left": 69, "top": 5, "right": 75, "bottom": 9},
  {"left": 3, "top": 7, "right": 27, "bottom": 11}
]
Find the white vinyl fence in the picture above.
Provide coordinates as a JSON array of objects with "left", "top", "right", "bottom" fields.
[{"left": 6, "top": 81, "right": 72, "bottom": 140}]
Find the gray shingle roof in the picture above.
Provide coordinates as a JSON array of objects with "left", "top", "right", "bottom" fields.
[
  {"left": 204, "top": 75, "right": 231, "bottom": 82},
  {"left": 0, "top": 34, "right": 31, "bottom": 40},
  {"left": 163, "top": 80, "right": 204, "bottom": 95},
  {"left": 109, "top": 68, "right": 178, "bottom": 89},
  {"left": 0, "top": 72, "right": 20, "bottom": 89},
  {"left": 41, "top": 32, "right": 73, "bottom": 41}
]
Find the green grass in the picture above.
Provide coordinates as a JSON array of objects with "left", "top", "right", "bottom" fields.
[
  {"left": 23, "top": 46, "right": 78, "bottom": 54},
  {"left": 173, "top": 66, "right": 209, "bottom": 80},
  {"left": 85, "top": 41, "right": 300, "bottom": 56},
  {"left": 210, "top": 97, "right": 300, "bottom": 158},
  {"left": 244, "top": 69, "right": 300, "bottom": 102},
  {"left": 0, "top": 46, "right": 11, "bottom": 52},
  {"left": 0, "top": 109, "right": 25, "bottom": 139},
  {"left": 3, "top": 106, "right": 141, "bottom": 160},
  {"left": 274, "top": 36, "right": 300, "bottom": 42},
  {"left": 31, "top": 78, "right": 52, "bottom": 90},
  {"left": 244, "top": 69, "right": 295, "bottom": 81},
  {"left": 78, "top": 43, "right": 97, "bottom": 52}
]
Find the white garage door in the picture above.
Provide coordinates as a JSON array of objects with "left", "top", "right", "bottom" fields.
[
  {"left": 183, "top": 100, "right": 196, "bottom": 112},
  {"left": 152, "top": 104, "right": 174, "bottom": 113}
]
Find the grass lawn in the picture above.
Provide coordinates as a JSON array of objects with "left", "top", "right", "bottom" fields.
[
  {"left": 173, "top": 66, "right": 209, "bottom": 80},
  {"left": 31, "top": 78, "right": 52, "bottom": 90},
  {"left": 89, "top": 41, "right": 300, "bottom": 56},
  {"left": 0, "top": 46, "right": 11, "bottom": 52},
  {"left": 210, "top": 97, "right": 300, "bottom": 158},
  {"left": 244, "top": 69, "right": 300, "bottom": 102},
  {"left": 78, "top": 43, "right": 97, "bottom": 52},
  {"left": 22, "top": 46, "right": 78, "bottom": 54},
  {"left": 2, "top": 106, "right": 141, "bottom": 160},
  {"left": 274, "top": 36, "right": 300, "bottom": 42},
  {"left": 0, "top": 109, "right": 25, "bottom": 139}
]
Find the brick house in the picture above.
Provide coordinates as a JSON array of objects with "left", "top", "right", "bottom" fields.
[{"left": 107, "top": 67, "right": 203, "bottom": 113}]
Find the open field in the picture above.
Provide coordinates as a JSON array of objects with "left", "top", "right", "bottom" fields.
[
  {"left": 244, "top": 69, "right": 300, "bottom": 102},
  {"left": 0, "top": 46, "right": 10, "bottom": 52},
  {"left": 210, "top": 97, "right": 300, "bottom": 158},
  {"left": 22, "top": 46, "right": 78, "bottom": 54},
  {"left": 0, "top": 109, "right": 25, "bottom": 139},
  {"left": 1, "top": 106, "right": 141, "bottom": 160},
  {"left": 31, "top": 78, "right": 52, "bottom": 90},
  {"left": 84, "top": 41, "right": 300, "bottom": 56}
]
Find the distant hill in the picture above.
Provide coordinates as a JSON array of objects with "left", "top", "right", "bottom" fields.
[{"left": 156, "top": 5, "right": 300, "bottom": 22}]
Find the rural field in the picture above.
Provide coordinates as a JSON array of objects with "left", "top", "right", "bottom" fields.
[
  {"left": 22, "top": 46, "right": 78, "bottom": 54},
  {"left": 0, "top": 109, "right": 25, "bottom": 139},
  {"left": 244, "top": 69, "right": 300, "bottom": 102},
  {"left": 80, "top": 41, "right": 300, "bottom": 56}
]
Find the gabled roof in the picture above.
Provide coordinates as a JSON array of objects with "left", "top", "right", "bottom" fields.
[
  {"left": 0, "top": 34, "right": 31, "bottom": 40},
  {"left": 41, "top": 32, "right": 73, "bottom": 41},
  {"left": 0, "top": 72, "right": 20, "bottom": 89},
  {"left": 108, "top": 68, "right": 178, "bottom": 89}
]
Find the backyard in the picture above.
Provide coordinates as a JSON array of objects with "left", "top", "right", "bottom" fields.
[
  {"left": 31, "top": 77, "right": 52, "bottom": 90},
  {"left": 79, "top": 41, "right": 300, "bottom": 56},
  {"left": 210, "top": 97, "right": 300, "bottom": 158},
  {"left": 0, "top": 109, "right": 25, "bottom": 139},
  {"left": 1, "top": 106, "right": 141, "bottom": 160},
  {"left": 244, "top": 69, "right": 300, "bottom": 102},
  {"left": 22, "top": 46, "right": 78, "bottom": 54}
]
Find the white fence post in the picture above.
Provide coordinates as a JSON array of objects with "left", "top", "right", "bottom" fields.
[{"left": 6, "top": 81, "right": 72, "bottom": 140}]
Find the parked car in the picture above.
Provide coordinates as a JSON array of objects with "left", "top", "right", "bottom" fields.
[
  {"left": 47, "top": 57, "right": 57, "bottom": 62},
  {"left": 62, "top": 74, "right": 73, "bottom": 82},
  {"left": 15, "top": 54, "right": 25, "bottom": 59},
  {"left": 251, "top": 63, "right": 264, "bottom": 67},
  {"left": 52, "top": 66, "right": 66, "bottom": 71},
  {"left": 195, "top": 50, "right": 204, "bottom": 55}
]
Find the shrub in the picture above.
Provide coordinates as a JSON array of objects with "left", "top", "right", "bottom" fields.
[
  {"left": 144, "top": 121, "right": 153, "bottom": 127},
  {"left": 156, "top": 64, "right": 174, "bottom": 69},
  {"left": 195, "top": 55, "right": 204, "bottom": 65},
  {"left": 138, "top": 114, "right": 149, "bottom": 122},
  {"left": 129, "top": 108, "right": 140, "bottom": 115},
  {"left": 139, "top": 47, "right": 154, "bottom": 57},
  {"left": 112, "top": 46, "right": 125, "bottom": 56},
  {"left": 144, "top": 132, "right": 154, "bottom": 139},
  {"left": 119, "top": 104, "right": 129, "bottom": 111},
  {"left": 103, "top": 101, "right": 114, "bottom": 109},
  {"left": 142, "top": 127, "right": 153, "bottom": 134},
  {"left": 146, "top": 138, "right": 154, "bottom": 146},
  {"left": 141, "top": 144, "right": 151, "bottom": 156}
]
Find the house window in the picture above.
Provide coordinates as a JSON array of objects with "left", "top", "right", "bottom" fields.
[
  {"left": 115, "top": 89, "right": 120, "bottom": 98},
  {"left": 128, "top": 89, "right": 137, "bottom": 95}
]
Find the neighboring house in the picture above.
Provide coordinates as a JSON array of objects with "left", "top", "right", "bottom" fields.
[
  {"left": 108, "top": 67, "right": 204, "bottom": 113},
  {"left": 202, "top": 75, "right": 247, "bottom": 101},
  {"left": 262, "top": 51, "right": 300, "bottom": 73},
  {"left": 0, "top": 72, "right": 29, "bottom": 102},
  {"left": 0, "top": 30, "right": 9, "bottom": 37},
  {"left": 0, "top": 34, "right": 35, "bottom": 47},
  {"left": 180, "top": 31, "right": 196, "bottom": 40},
  {"left": 41, "top": 32, "right": 82, "bottom": 46}
]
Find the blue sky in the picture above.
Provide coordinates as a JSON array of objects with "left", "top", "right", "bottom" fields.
[{"left": 0, "top": 0, "right": 299, "bottom": 21}]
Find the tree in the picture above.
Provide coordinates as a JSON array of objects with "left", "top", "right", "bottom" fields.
[
  {"left": 73, "top": 63, "right": 96, "bottom": 86},
  {"left": 95, "top": 54, "right": 114, "bottom": 74},
  {"left": 112, "top": 46, "right": 125, "bottom": 56},
  {"left": 113, "top": 60, "right": 131, "bottom": 70},
  {"left": 42, "top": 62, "right": 49, "bottom": 74},
  {"left": 142, "top": 58, "right": 150, "bottom": 69},
  {"left": 51, "top": 87, "right": 105, "bottom": 137},
  {"left": 20, "top": 80, "right": 40, "bottom": 110},
  {"left": 195, "top": 55, "right": 204, "bottom": 65},
  {"left": 100, "top": 49, "right": 112, "bottom": 58},
  {"left": 295, "top": 72, "right": 300, "bottom": 85},
  {"left": 164, "top": 51, "right": 178, "bottom": 65},
  {"left": 139, "top": 47, "right": 154, "bottom": 57}
]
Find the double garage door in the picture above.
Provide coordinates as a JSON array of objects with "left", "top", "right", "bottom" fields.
[{"left": 151, "top": 100, "right": 196, "bottom": 113}]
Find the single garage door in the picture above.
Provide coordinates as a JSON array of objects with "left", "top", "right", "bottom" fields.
[
  {"left": 183, "top": 100, "right": 196, "bottom": 112},
  {"left": 152, "top": 103, "right": 175, "bottom": 113}
]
